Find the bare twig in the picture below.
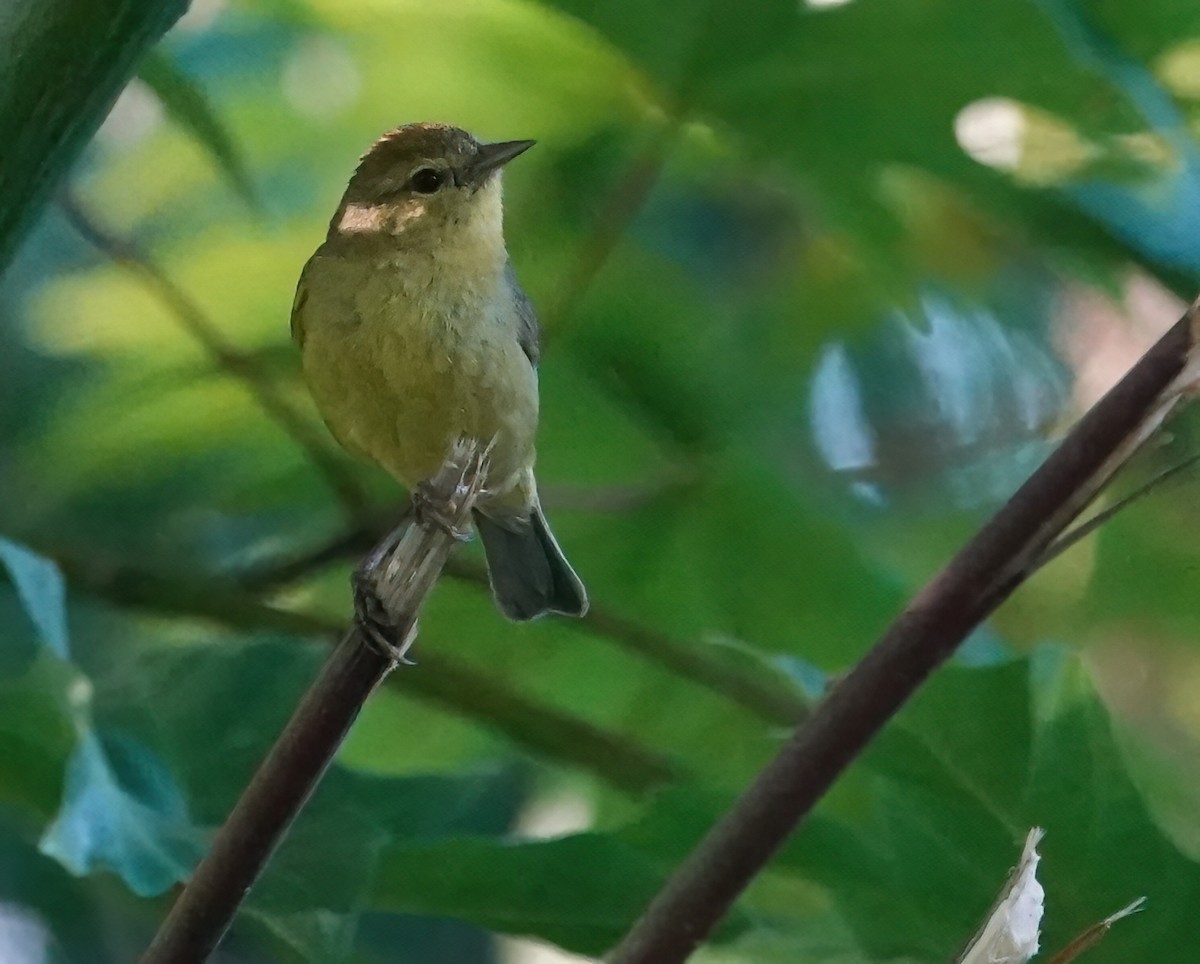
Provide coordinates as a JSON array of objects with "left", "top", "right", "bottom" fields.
[
  {"left": 580, "top": 604, "right": 807, "bottom": 726},
  {"left": 607, "top": 303, "right": 1200, "bottom": 963},
  {"left": 140, "top": 443, "right": 479, "bottom": 963},
  {"left": 1047, "top": 897, "right": 1146, "bottom": 964},
  {"left": 237, "top": 510, "right": 388, "bottom": 591},
  {"left": 1033, "top": 449, "right": 1200, "bottom": 570},
  {"left": 538, "top": 476, "right": 693, "bottom": 514},
  {"left": 59, "top": 194, "right": 371, "bottom": 522}
]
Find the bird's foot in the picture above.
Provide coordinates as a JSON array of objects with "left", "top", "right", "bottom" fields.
[
  {"left": 413, "top": 479, "right": 473, "bottom": 541},
  {"left": 352, "top": 569, "right": 417, "bottom": 664}
]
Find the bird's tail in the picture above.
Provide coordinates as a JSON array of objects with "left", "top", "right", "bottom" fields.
[{"left": 474, "top": 499, "right": 588, "bottom": 621}]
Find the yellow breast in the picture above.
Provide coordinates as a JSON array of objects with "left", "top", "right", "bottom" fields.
[{"left": 295, "top": 250, "right": 539, "bottom": 507}]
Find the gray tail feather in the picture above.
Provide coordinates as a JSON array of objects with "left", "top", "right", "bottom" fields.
[{"left": 474, "top": 502, "right": 588, "bottom": 621}]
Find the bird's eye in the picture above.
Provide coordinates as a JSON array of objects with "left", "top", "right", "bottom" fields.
[{"left": 410, "top": 168, "right": 445, "bottom": 194}]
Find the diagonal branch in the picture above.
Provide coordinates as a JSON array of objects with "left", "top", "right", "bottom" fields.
[
  {"left": 59, "top": 193, "right": 371, "bottom": 523},
  {"left": 607, "top": 302, "right": 1200, "bottom": 963},
  {"left": 140, "top": 443, "right": 485, "bottom": 963},
  {"left": 1033, "top": 449, "right": 1200, "bottom": 570},
  {"left": 142, "top": 627, "right": 390, "bottom": 964}
]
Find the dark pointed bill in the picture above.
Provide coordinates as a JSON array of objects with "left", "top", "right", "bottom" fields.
[{"left": 468, "top": 139, "right": 535, "bottom": 183}]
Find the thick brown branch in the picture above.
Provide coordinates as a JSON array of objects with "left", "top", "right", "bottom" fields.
[
  {"left": 607, "top": 304, "right": 1200, "bottom": 963},
  {"left": 140, "top": 444, "right": 478, "bottom": 962},
  {"left": 139, "top": 626, "right": 389, "bottom": 964}
]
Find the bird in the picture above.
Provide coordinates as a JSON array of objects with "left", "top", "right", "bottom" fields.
[{"left": 291, "top": 122, "right": 588, "bottom": 621}]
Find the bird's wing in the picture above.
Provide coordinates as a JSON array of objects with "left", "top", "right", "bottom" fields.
[
  {"left": 289, "top": 257, "right": 315, "bottom": 348},
  {"left": 506, "top": 261, "right": 540, "bottom": 367}
]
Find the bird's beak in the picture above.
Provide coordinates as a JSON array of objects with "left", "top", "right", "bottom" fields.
[{"left": 466, "top": 139, "right": 535, "bottom": 185}]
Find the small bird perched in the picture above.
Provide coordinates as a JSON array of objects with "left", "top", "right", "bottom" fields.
[{"left": 291, "top": 123, "right": 587, "bottom": 620}]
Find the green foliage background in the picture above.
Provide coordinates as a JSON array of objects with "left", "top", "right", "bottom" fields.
[{"left": 5, "top": 0, "right": 1200, "bottom": 960}]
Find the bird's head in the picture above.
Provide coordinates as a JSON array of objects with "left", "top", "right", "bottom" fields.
[{"left": 330, "top": 122, "right": 534, "bottom": 246}]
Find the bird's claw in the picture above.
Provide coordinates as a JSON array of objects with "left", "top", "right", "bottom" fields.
[
  {"left": 414, "top": 480, "right": 473, "bottom": 541},
  {"left": 352, "top": 570, "right": 417, "bottom": 664}
]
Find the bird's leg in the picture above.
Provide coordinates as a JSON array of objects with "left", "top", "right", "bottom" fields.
[
  {"left": 352, "top": 570, "right": 418, "bottom": 664},
  {"left": 351, "top": 522, "right": 417, "bottom": 664},
  {"left": 413, "top": 478, "right": 474, "bottom": 541}
]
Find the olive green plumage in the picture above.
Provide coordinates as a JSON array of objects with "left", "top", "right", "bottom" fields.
[{"left": 292, "top": 123, "right": 586, "bottom": 619}]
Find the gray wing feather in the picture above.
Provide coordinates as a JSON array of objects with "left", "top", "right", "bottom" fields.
[{"left": 506, "top": 261, "right": 540, "bottom": 367}]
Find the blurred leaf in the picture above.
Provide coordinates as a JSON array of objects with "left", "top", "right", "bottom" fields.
[
  {"left": 569, "top": 456, "right": 903, "bottom": 667},
  {"left": 692, "top": 922, "right": 914, "bottom": 964},
  {"left": 0, "top": 536, "right": 70, "bottom": 658},
  {"left": 137, "top": 51, "right": 259, "bottom": 211},
  {"left": 0, "top": 0, "right": 187, "bottom": 270},
  {"left": 0, "top": 813, "right": 125, "bottom": 964},
  {"left": 9, "top": 0, "right": 1200, "bottom": 957},
  {"left": 368, "top": 831, "right": 746, "bottom": 957},
  {"left": 544, "top": 0, "right": 1185, "bottom": 287},
  {"left": 782, "top": 653, "right": 1194, "bottom": 962},
  {"left": 76, "top": 631, "right": 525, "bottom": 958},
  {"left": 40, "top": 727, "right": 207, "bottom": 898},
  {"left": 0, "top": 653, "right": 76, "bottom": 815},
  {"left": 248, "top": 766, "right": 523, "bottom": 961}
]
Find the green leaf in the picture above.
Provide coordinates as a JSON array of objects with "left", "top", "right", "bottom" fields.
[
  {"left": 782, "top": 653, "right": 1200, "bottom": 962},
  {"left": 80, "top": 632, "right": 530, "bottom": 957},
  {"left": 0, "top": 653, "right": 76, "bottom": 816},
  {"left": 0, "top": 0, "right": 187, "bottom": 270},
  {"left": 248, "top": 766, "right": 524, "bottom": 960},
  {"left": 543, "top": 0, "right": 1176, "bottom": 287},
  {"left": 368, "top": 833, "right": 681, "bottom": 957},
  {"left": 89, "top": 636, "right": 326, "bottom": 824},
  {"left": 693, "top": 922, "right": 919, "bottom": 964},
  {"left": 137, "top": 51, "right": 259, "bottom": 211},
  {"left": 39, "top": 727, "right": 207, "bottom": 898},
  {"left": 0, "top": 536, "right": 70, "bottom": 658}
]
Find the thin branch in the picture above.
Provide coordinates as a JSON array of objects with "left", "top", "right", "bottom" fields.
[
  {"left": 34, "top": 547, "right": 682, "bottom": 795},
  {"left": 607, "top": 303, "right": 1200, "bottom": 963},
  {"left": 538, "top": 476, "right": 693, "bottom": 514},
  {"left": 58, "top": 193, "right": 371, "bottom": 523},
  {"left": 140, "top": 443, "right": 485, "bottom": 964},
  {"left": 540, "top": 121, "right": 677, "bottom": 340},
  {"left": 241, "top": 526, "right": 808, "bottom": 727},
  {"left": 1047, "top": 897, "right": 1146, "bottom": 964},
  {"left": 1033, "top": 449, "right": 1200, "bottom": 570},
  {"left": 579, "top": 605, "right": 807, "bottom": 727},
  {"left": 441, "top": 557, "right": 809, "bottom": 726},
  {"left": 140, "top": 626, "right": 390, "bottom": 964}
]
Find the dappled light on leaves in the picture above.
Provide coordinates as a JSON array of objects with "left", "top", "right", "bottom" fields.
[
  {"left": 808, "top": 292, "right": 1069, "bottom": 510},
  {"left": 4, "top": 0, "right": 1200, "bottom": 960},
  {"left": 39, "top": 731, "right": 207, "bottom": 899},
  {"left": 955, "top": 98, "right": 1027, "bottom": 173}
]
